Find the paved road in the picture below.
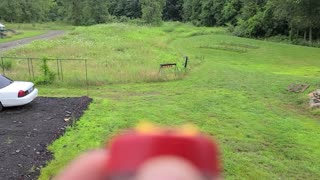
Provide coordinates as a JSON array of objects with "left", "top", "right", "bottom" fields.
[{"left": 0, "top": 30, "right": 65, "bottom": 53}]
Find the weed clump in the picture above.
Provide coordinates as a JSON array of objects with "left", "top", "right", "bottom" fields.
[
  {"left": 35, "top": 57, "right": 56, "bottom": 85},
  {"left": 0, "top": 60, "right": 13, "bottom": 70}
]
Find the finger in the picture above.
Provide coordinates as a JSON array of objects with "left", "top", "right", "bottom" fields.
[
  {"left": 54, "top": 150, "right": 108, "bottom": 180},
  {"left": 135, "top": 156, "right": 204, "bottom": 180}
]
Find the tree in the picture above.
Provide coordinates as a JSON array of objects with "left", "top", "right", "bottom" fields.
[
  {"left": 163, "top": 0, "right": 184, "bottom": 21},
  {"left": 183, "top": 0, "right": 202, "bottom": 26},
  {"left": 0, "top": 0, "right": 54, "bottom": 23},
  {"left": 272, "top": 0, "right": 320, "bottom": 43},
  {"left": 233, "top": 0, "right": 268, "bottom": 37},
  {"left": 85, "top": 0, "right": 109, "bottom": 24},
  {"left": 221, "top": 0, "right": 242, "bottom": 25},
  {"left": 124, "top": 0, "right": 142, "bottom": 18},
  {"left": 200, "top": 0, "right": 225, "bottom": 26},
  {"left": 182, "top": 0, "right": 193, "bottom": 22},
  {"left": 297, "top": 0, "right": 320, "bottom": 43},
  {"left": 140, "top": 0, "right": 165, "bottom": 25}
]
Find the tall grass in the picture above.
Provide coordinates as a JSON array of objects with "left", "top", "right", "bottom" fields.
[
  {"left": 4, "top": 22, "right": 74, "bottom": 31},
  {"left": 3, "top": 23, "right": 207, "bottom": 85}
]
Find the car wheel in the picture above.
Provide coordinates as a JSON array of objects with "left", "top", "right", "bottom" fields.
[{"left": 0, "top": 102, "right": 3, "bottom": 112}]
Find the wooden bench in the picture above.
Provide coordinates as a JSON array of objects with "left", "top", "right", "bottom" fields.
[{"left": 159, "top": 56, "right": 189, "bottom": 73}]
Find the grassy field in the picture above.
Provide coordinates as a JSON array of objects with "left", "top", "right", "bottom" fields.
[{"left": 3, "top": 22, "right": 320, "bottom": 179}]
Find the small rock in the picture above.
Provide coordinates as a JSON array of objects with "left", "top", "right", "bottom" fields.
[
  {"left": 16, "top": 149, "right": 20, "bottom": 153},
  {"left": 18, "top": 164, "right": 22, "bottom": 168},
  {"left": 36, "top": 152, "right": 40, "bottom": 155},
  {"left": 64, "top": 118, "right": 70, "bottom": 122},
  {"left": 311, "top": 103, "right": 320, "bottom": 109}
]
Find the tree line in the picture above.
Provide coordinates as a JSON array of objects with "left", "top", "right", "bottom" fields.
[{"left": 0, "top": 0, "right": 319, "bottom": 43}]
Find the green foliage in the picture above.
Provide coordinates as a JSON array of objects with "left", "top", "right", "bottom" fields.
[
  {"left": 0, "top": 60, "right": 13, "bottom": 70},
  {"left": 163, "top": 0, "right": 184, "bottom": 21},
  {"left": 35, "top": 57, "right": 56, "bottom": 85},
  {"left": 200, "top": 0, "right": 225, "bottom": 26},
  {"left": 234, "top": 11, "right": 265, "bottom": 37},
  {"left": 1, "top": 0, "right": 320, "bottom": 44},
  {"left": 0, "top": 0, "right": 54, "bottom": 22},
  {"left": 5, "top": 23, "right": 192, "bottom": 84},
  {"left": 108, "top": 0, "right": 142, "bottom": 19},
  {"left": 222, "top": 0, "right": 242, "bottom": 26},
  {"left": 57, "top": 0, "right": 110, "bottom": 25},
  {"left": 140, "top": 0, "right": 165, "bottom": 25}
]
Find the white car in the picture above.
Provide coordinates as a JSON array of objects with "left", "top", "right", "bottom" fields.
[{"left": 0, "top": 74, "right": 38, "bottom": 111}]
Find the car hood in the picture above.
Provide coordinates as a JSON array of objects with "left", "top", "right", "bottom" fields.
[{"left": 0, "top": 81, "right": 34, "bottom": 92}]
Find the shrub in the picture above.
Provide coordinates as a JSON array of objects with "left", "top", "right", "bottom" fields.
[
  {"left": 0, "top": 60, "right": 13, "bottom": 70},
  {"left": 35, "top": 57, "right": 56, "bottom": 85}
]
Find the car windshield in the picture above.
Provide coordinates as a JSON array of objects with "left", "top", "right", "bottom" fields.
[{"left": 0, "top": 75, "right": 13, "bottom": 89}]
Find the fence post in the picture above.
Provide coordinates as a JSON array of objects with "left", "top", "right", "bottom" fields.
[
  {"left": 31, "top": 58, "right": 35, "bottom": 80},
  {"left": 60, "top": 60, "right": 64, "bottom": 81},
  {"left": 27, "top": 58, "right": 32, "bottom": 80},
  {"left": 85, "top": 59, "right": 89, "bottom": 96},
  {"left": 56, "top": 59, "right": 61, "bottom": 80},
  {"left": 184, "top": 56, "right": 189, "bottom": 69},
  {"left": 1, "top": 57, "right": 4, "bottom": 75}
]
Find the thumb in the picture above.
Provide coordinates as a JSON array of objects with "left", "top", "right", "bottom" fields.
[{"left": 135, "top": 157, "right": 204, "bottom": 180}]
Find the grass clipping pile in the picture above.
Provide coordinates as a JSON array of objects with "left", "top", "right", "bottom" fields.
[{"left": 0, "top": 96, "right": 92, "bottom": 180}]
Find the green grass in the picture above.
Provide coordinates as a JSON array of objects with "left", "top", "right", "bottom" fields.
[
  {"left": 3, "top": 23, "right": 196, "bottom": 84},
  {"left": 0, "top": 30, "right": 45, "bottom": 43},
  {"left": 4, "top": 22, "right": 74, "bottom": 31},
  {"left": 3, "top": 22, "right": 320, "bottom": 179},
  {"left": 0, "top": 22, "right": 74, "bottom": 43}
]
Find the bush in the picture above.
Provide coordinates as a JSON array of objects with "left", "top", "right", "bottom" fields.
[
  {"left": 35, "top": 57, "right": 56, "bottom": 85},
  {"left": 0, "top": 60, "right": 13, "bottom": 70},
  {"left": 226, "top": 23, "right": 235, "bottom": 33}
]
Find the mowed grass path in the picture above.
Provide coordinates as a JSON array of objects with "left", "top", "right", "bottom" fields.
[{"left": 7, "top": 23, "right": 319, "bottom": 179}]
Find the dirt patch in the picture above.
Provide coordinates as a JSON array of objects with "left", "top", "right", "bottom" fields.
[{"left": 0, "top": 96, "right": 92, "bottom": 180}]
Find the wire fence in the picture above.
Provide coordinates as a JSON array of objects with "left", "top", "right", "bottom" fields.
[
  {"left": 1, "top": 56, "right": 89, "bottom": 93},
  {"left": 0, "top": 55, "right": 201, "bottom": 95}
]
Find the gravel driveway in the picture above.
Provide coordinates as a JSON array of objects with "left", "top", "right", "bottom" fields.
[
  {"left": 0, "top": 30, "right": 65, "bottom": 53},
  {"left": 0, "top": 96, "right": 92, "bottom": 180}
]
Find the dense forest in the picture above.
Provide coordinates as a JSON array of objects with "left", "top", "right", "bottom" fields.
[{"left": 0, "top": 0, "right": 319, "bottom": 44}]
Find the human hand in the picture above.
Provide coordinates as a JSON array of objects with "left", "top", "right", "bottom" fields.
[{"left": 54, "top": 150, "right": 209, "bottom": 180}]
